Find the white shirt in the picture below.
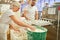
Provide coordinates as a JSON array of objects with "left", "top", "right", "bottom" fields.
[
  {"left": 23, "top": 5, "right": 38, "bottom": 20},
  {"left": 0, "top": 9, "right": 14, "bottom": 33},
  {"left": 0, "top": 9, "right": 14, "bottom": 24}
]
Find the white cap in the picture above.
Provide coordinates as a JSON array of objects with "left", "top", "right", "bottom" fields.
[{"left": 11, "top": 2, "right": 20, "bottom": 8}]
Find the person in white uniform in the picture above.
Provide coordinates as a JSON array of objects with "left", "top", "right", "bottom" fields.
[
  {"left": 0, "top": 2, "right": 35, "bottom": 40},
  {"left": 23, "top": 0, "right": 38, "bottom": 20}
]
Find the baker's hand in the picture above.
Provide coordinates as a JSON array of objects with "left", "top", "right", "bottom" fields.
[
  {"left": 13, "top": 28, "right": 20, "bottom": 33},
  {"left": 26, "top": 18, "right": 30, "bottom": 20},
  {"left": 29, "top": 26, "right": 36, "bottom": 31}
]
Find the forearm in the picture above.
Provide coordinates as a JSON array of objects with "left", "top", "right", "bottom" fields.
[
  {"left": 10, "top": 15, "right": 32, "bottom": 29},
  {"left": 9, "top": 24, "right": 15, "bottom": 29},
  {"left": 35, "top": 13, "right": 38, "bottom": 20},
  {"left": 25, "top": 16, "right": 30, "bottom": 20},
  {"left": 15, "top": 20, "right": 31, "bottom": 28},
  {"left": 35, "top": 15, "right": 38, "bottom": 20},
  {"left": 24, "top": 14, "right": 30, "bottom": 20},
  {"left": 9, "top": 24, "right": 20, "bottom": 32},
  {"left": 23, "top": 10, "right": 30, "bottom": 20}
]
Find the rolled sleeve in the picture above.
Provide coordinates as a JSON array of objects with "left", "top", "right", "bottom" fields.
[{"left": 6, "top": 10, "right": 14, "bottom": 17}]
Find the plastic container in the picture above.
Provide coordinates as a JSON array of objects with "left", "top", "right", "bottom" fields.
[
  {"left": 10, "top": 29, "right": 28, "bottom": 40},
  {"left": 27, "top": 25, "right": 48, "bottom": 40}
]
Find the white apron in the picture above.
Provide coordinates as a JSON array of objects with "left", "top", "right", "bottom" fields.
[{"left": 0, "top": 23, "right": 9, "bottom": 40}]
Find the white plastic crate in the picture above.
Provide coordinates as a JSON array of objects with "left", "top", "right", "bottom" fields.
[{"left": 10, "top": 28, "right": 28, "bottom": 40}]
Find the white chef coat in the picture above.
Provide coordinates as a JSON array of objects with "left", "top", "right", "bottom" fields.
[
  {"left": 0, "top": 9, "right": 14, "bottom": 33},
  {"left": 23, "top": 5, "right": 38, "bottom": 20}
]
